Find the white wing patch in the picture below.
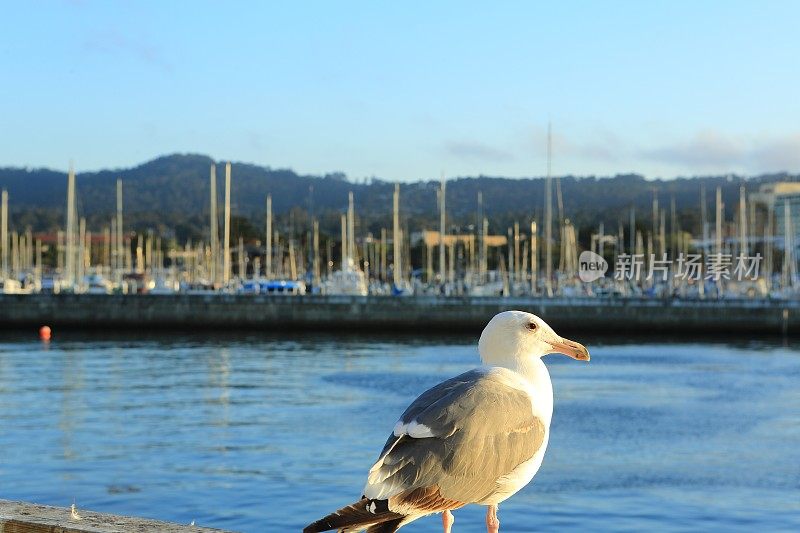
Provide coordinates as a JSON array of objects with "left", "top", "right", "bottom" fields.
[
  {"left": 393, "top": 419, "right": 435, "bottom": 438},
  {"left": 407, "top": 420, "right": 435, "bottom": 438}
]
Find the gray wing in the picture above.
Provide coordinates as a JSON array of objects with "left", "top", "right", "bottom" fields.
[{"left": 364, "top": 368, "right": 546, "bottom": 507}]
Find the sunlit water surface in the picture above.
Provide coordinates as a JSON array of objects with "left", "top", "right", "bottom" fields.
[{"left": 0, "top": 331, "right": 799, "bottom": 532}]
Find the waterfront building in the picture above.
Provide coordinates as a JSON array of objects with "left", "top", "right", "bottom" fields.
[{"left": 752, "top": 182, "right": 800, "bottom": 241}]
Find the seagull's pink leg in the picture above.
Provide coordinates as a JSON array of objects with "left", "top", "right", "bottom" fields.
[
  {"left": 485, "top": 505, "right": 499, "bottom": 533},
  {"left": 441, "top": 509, "right": 454, "bottom": 533}
]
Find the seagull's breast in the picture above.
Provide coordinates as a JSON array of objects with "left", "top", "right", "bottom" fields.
[
  {"left": 485, "top": 364, "right": 554, "bottom": 426},
  {"left": 482, "top": 430, "right": 550, "bottom": 505},
  {"left": 475, "top": 362, "right": 554, "bottom": 504}
]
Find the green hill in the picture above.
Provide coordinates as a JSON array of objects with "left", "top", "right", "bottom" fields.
[{"left": 1, "top": 153, "right": 796, "bottom": 244}]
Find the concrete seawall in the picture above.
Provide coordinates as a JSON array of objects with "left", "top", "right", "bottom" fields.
[
  {"left": 0, "top": 294, "right": 795, "bottom": 334},
  {"left": 0, "top": 499, "right": 230, "bottom": 533}
]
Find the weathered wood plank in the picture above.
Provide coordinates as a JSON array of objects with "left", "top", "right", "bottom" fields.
[{"left": 0, "top": 500, "right": 233, "bottom": 533}]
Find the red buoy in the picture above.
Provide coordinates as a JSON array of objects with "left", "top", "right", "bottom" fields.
[{"left": 39, "top": 325, "right": 51, "bottom": 341}]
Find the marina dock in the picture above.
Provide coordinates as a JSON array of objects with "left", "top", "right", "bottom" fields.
[{"left": 0, "top": 294, "right": 794, "bottom": 334}]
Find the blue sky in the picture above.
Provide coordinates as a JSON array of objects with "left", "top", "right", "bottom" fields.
[{"left": 1, "top": 1, "right": 798, "bottom": 181}]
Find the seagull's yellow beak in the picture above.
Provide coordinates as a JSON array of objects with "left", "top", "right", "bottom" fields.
[{"left": 548, "top": 337, "right": 590, "bottom": 362}]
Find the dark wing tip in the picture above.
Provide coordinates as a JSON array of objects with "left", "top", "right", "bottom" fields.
[
  {"left": 365, "top": 518, "right": 405, "bottom": 533},
  {"left": 303, "top": 498, "right": 402, "bottom": 532}
]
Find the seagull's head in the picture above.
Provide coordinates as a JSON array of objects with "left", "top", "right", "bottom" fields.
[{"left": 478, "top": 310, "right": 590, "bottom": 367}]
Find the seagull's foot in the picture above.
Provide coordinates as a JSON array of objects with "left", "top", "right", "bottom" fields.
[
  {"left": 485, "top": 505, "right": 500, "bottom": 533},
  {"left": 442, "top": 509, "right": 454, "bottom": 533}
]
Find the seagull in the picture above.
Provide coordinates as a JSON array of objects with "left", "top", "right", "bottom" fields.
[{"left": 304, "top": 310, "right": 590, "bottom": 533}]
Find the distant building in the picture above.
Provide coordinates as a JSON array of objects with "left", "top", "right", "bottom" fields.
[
  {"left": 414, "top": 230, "right": 507, "bottom": 248},
  {"left": 751, "top": 182, "right": 800, "bottom": 240}
]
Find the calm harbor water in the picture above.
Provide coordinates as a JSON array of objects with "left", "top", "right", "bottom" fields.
[{"left": 0, "top": 330, "right": 799, "bottom": 532}]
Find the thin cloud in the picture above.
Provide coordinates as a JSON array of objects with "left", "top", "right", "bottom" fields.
[
  {"left": 640, "top": 130, "right": 800, "bottom": 172},
  {"left": 640, "top": 130, "right": 745, "bottom": 167},
  {"left": 444, "top": 140, "right": 514, "bottom": 162},
  {"left": 448, "top": 127, "right": 800, "bottom": 176},
  {"left": 752, "top": 134, "right": 800, "bottom": 171}
]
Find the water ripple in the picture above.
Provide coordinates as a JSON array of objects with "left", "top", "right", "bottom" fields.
[{"left": 0, "top": 334, "right": 798, "bottom": 532}]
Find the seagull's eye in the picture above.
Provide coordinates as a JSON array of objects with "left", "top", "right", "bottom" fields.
[{"left": 526, "top": 322, "right": 537, "bottom": 331}]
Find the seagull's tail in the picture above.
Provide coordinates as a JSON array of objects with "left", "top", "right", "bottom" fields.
[{"left": 303, "top": 497, "right": 405, "bottom": 533}]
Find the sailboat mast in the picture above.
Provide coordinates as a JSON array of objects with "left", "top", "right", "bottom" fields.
[
  {"left": 266, "top": 194, "right": 272, "bottom": 278},
  {"left": 116, "top": 178, "right": 123, "bottom": 277},
  {"left": 437, "top": 174, "right": 446, "bottom": 284},
  {"left": 1, "top": 189, "right": 7, "bottom": 279},
  {"left": 66, "top": 163, "right": 76, "bottom": 286},
  {"left": 477, "top": 191, "right": 484, "bottom": 281},
  {"left": 784, "top": 199, "right": 794, "bottom": 288},
  {"left": 380, "top": 228, "right": 387, "bottom": 282},
  {"left": 288, "top": 239, "right": 297, "bottom": 280},
  {"left": 313, "top": 219, "right": 320, "bottom": 286},
  {"left": 715, "top": 186, "right": 723, "bottom": 256},
  {"left": 482, "top": 216, "right": 488, "bottom": 281},
  {"left": 223, "top": 162, "right": 231, "bottom": 284},
  {"left": 670, "top": 196, "right": 677, "bottom": 259},
  {"left": 209, "top": 164, "right": 218, "bottom": 284},
  {"left": 700, "top": 185, "right": 708, "bottom": 256},
  {"left": 544, "top": 123, "right": 553, "bottom": 295},
  {"left": 340, "top": 214, "right": 347, "bottom": 269},
  {"left": 530, "top": 220, "right": 537, "bottom": 294},
  {"left": 238, "top": 237, "right": 245, "bottom": 280},
  {"left": 629, "top": 207, "right": 635, "bottom": 254},
  {"left": 739, "top": 185, "right": 747, "bottom": 257},
  {"left": 393, "top": 183, "right": 401, "bottom": 285},
  {"left": 652, "top": 191, "right": 659, "bottom": 256},
  {"left": 514, "top": 221, "right": 520, "bottom": 284},
  {"left": 347, "top": 191, "right": 355, "bottom": 267},
  {"left": 35, "top": 238, "right": 42, "bottom": 282},
  {"left": 765, "top": 202, "right": 774, "bottom": 279},
  {"left": 79, "top": 218, "right": 87, "bottom": 281}
]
